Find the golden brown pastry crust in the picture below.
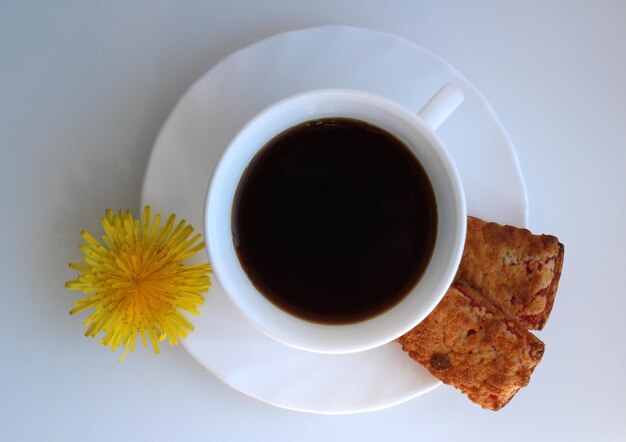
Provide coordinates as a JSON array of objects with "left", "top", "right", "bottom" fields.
[
  {"left": 397, "top": 285, "right": 545, "bottom": 411},
  {"left": 456, "top": 217, "right": 564, "bottom": 330}
]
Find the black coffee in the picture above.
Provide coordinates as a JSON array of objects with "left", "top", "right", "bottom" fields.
[{"left": 232, "top": 118, "right": 437, "bottom": 324}]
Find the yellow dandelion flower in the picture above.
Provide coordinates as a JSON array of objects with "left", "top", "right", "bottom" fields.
[{"left": 66, "top": 206, "right": 211, "bottom": 361}]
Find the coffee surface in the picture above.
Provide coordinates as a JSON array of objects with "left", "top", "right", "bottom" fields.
[{"left": 232, "top": 118, "right": 437, "bottom": 324}]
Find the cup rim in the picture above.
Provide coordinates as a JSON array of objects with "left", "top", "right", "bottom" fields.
[{"left": 205, "top": 88, "right": 466, "bottom": 354}]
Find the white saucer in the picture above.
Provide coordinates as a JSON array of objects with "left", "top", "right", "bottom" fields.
[{"left": 141, "top": 26, "right": 528, "bottom": 415}]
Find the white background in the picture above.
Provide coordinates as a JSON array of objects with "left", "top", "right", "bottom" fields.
[{"left": 1, "top": 1, "right": 625, "bottom": 441}]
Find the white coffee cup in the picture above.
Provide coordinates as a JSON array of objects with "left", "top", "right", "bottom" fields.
[{"left": 205, "top": 85, "right": 466, "bottom": 354}]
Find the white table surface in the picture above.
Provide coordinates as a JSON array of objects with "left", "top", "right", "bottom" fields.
[{"left": 1, "top": 1, "right": 625, "bottom": 441}]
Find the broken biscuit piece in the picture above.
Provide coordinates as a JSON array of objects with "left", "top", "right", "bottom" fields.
[
  {"left": 397, "top": 285, "right": 545, "bottom": 411},
  {"left": 457, "top": 217, "right": 564, "bottom": 330}
]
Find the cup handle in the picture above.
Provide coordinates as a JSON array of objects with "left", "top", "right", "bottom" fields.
[{"left": 417, "top": 83, "right": 464, "bottom": 130}]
